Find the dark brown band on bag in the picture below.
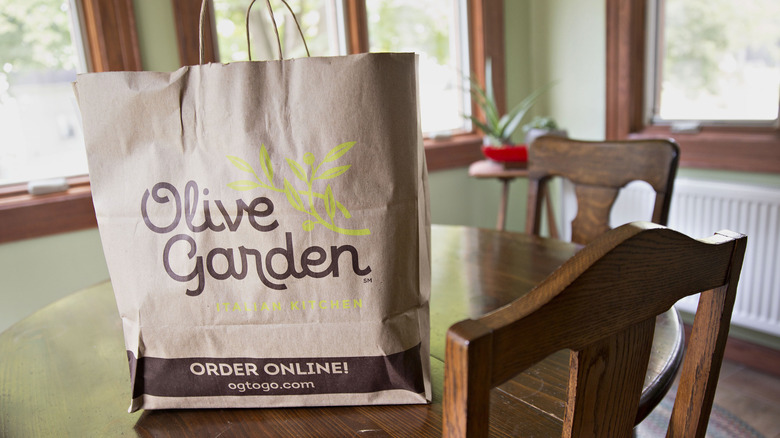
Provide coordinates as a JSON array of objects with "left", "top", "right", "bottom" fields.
[{"left": 128, "top": 344, "right": 424, "bottom": 399}]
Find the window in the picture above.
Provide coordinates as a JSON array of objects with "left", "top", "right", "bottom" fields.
[
  {"left": 648, "top": 0, "right": 780, "bottom": 125},
  {"left": 0, "top": 0, "right": 141, "bottom": 243},
  {"left": 0, "top": 0, "right": 89, "bottom": 187},
  {"left": 365, "top": 0, "right": 470, "bottom": 134},
  {"left": 214, "top": 0, "right": 342, "bottom": 61},
  {"left": 606, "top": 0, "right": 780, "bottom": 173}
]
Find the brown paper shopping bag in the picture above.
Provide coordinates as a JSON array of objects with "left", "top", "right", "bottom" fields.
[{"left": 74, "top": 2, "right": 430, "bottom": 412}]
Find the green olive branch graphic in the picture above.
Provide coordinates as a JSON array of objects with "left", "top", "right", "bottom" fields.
[{"left": 226, "top": 142, "right": 370, "bottom": 236}]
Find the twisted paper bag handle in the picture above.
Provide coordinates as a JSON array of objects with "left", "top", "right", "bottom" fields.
[{"left": 198, "top": 0, "right": 310, "bottom": 64}]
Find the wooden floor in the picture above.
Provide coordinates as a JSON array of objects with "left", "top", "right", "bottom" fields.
[{"left": 713, "top": 359, "right": 780, "bottom": 438}]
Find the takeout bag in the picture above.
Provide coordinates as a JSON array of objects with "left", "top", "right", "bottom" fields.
[{"left": 74, "top": 51, "right": 431, "bottom": 411}]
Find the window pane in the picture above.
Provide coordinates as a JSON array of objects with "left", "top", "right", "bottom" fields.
[
  {"left": 213, "top": 0, "right": 342, "bottom": 63},
  {"left": 366, "top": 0, "right": 470, "bottom": 134},
  {"left": 656, "top": 0, "right": 780, "bottom": 122},
  {"left": 0, "top": 0, "right": 88, "bottom": 186}
]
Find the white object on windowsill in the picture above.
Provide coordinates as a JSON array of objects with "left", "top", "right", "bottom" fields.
[
  {"left": 27, "top": 178, "right": 70, "bottom": 195},
  {"left": 670, "top": 121, "right": 701, "bottom": 134}
]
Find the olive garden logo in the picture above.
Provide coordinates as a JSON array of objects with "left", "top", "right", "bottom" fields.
[
  {"left": 139, "top": 141, "right": 373, "bottom": 296},
  {"left": 226, "top": 141, "right": 370, "bottom": 236}
]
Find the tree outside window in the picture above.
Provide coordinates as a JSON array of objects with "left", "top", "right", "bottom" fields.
[{"left": 653, "top": 0, "right": 780, "bottom": 123}]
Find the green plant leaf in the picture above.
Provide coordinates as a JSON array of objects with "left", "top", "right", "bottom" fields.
[
  {"left": 466, "top": 116, "right": 494, "bottom": 139},
  {"left": 323, "top": 141, "right": 356, "bottom": 163},
  {"left": 283, "top": 178, "right": 306, "bottom": 212},
  {"left": 314, "top": 165, "right": 351, "bottom": 180},
  {"left": 302, "top": 220, "right": 316, "bottom": 231},
  {"left": 497, "top": 81, "right": 555, "bottom": 142},
  {"left": 227, "top": 180, "right": 261, "bottom": 191},
  {"left": 485, "top": 57, "right": 495, "bottom": 117},
  {"left": 286, "top": 158, "right": 308, "bottom": 183},
  {"left": 468, "top": 77, "right": 500, "bottom": 131},
  {"left": 465, "top": 58, "right": 500, "bottom": 131},
  {"left": 336, "top": 201, "right": 352, "bottom": 218},
  {"left": 324, "top": 185, "right": 336, "bottom": 219},
  {"left": 259, "top": 145, "right": 274, "bottom": 183},
  {"left": 227, "top": 155, "right": 255, "bottom": 173}
]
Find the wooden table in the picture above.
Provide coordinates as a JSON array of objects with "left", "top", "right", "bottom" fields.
[{"left": 0, "top": 225, "right": 683, "bottom": 437}]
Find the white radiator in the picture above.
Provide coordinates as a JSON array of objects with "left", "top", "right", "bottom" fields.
[{"left": 602, "top": 178, "right": 780, "bottom": 337}]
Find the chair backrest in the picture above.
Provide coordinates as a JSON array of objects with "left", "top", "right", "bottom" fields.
[
  {"left": 525, "top": 136, "right": 680, "bottom": 245},
  {"left": 443, "top": 222, "right": 747, "bottom": 438}
]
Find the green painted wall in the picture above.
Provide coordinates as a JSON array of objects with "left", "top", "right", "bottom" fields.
[
  {"left": 678, "top": 168, "right": 780, "bottom": 187},
  {"left": 0, "top": 229, "right": 108, "bottom": 332},
  {"left": 428, "top": 168, "right": 528, "bottom": 231},
  {"left": 133, "top": 0, "right": 180, "bottom": 72},
  {"left": 522, "top": 0, "right": 606, "bottom": 140}
]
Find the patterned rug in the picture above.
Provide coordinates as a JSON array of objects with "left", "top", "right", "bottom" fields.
[{"left": 635, "top": 386, "right": 766, "bottom": 438}]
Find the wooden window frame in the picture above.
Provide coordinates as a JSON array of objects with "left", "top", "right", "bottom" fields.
[
  {"left": 0, "top": 0, "right": 504, "bottom": 244},
  {"left": 0, "top": 0, "right": 141, "bottom": 244},
  {"left": 606, "top": 0, "right": 780, "bottom": 173}
]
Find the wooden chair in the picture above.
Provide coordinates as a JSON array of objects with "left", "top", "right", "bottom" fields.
[
  {"left": 526, "top": 136, "right": 680, "bottom": 245},
  {"left": 443, "top": 222, "right": 747, "bottom": 437}
]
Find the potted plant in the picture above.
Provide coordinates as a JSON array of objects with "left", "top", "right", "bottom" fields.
[
  {"left": 466, "top": 58, "right": 553, "bottom": 166},
  {"left": 523, "top": 116, "right": 568, "bottom": 146}
]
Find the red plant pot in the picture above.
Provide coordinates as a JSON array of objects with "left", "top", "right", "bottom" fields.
[{"left": 481, "top": 145, "right": 528, "bottom": 165}]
